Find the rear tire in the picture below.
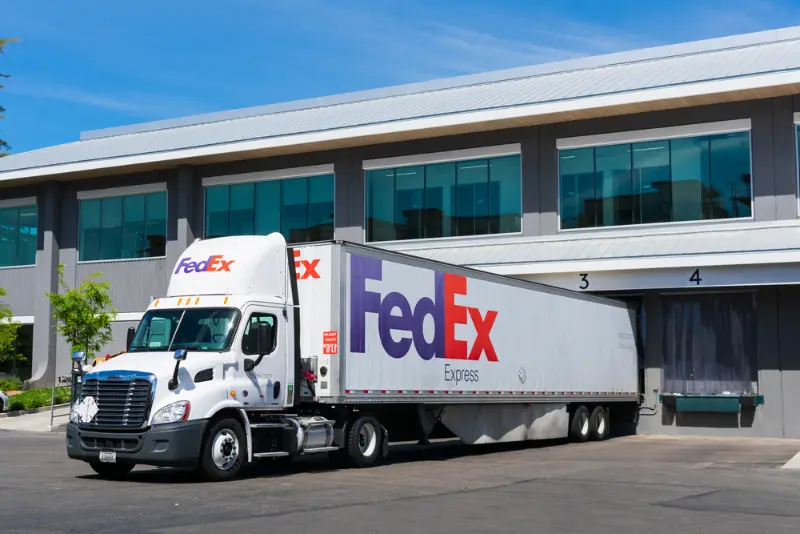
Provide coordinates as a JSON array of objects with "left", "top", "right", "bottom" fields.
[
  {"left": 89, "top": 462, "right": 135, "bottom": 479},
  {"left": 346, "top": 415, "right": 384, "bottom": 468},
  {"left": 589, "top": 405, "right": 610, "bottom": 441},
  {"left": 199, "top": 417, "right": 247, "bottom": 481},
  {"left": 569, "top": 405, "right": 590, "bottom": 443}
]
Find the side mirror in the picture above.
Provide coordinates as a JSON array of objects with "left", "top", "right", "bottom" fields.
[
  {"left": 174, "top": 349, "right": 188, "bottom": 361},
  {"left": 256, "top": 324, "right": 275, "bottom": 355},
  {"left": 126, "top": 327, "right": 136, "bottom": 352},
  {"left": 71, "top": 351, "right": 86, "bottom": 363}
]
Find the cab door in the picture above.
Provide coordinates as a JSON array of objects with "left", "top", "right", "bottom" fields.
[{"left": 239, "top": 305, "right": 288, "bottom": 409}]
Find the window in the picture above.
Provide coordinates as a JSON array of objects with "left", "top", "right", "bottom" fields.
[
  {"left": 241, "top": 313, "right": 277, "bottom": 355},
  {"left": 661, "top": 292, "right": 757, "bottom": 396},
  {"left": 205, "top": 174, "right": 334, "bottom": 243},
  {"left": 79, "top": 192, "right": 167, "bottom": 261},
  {"left": 366, "top": 154, "right": 521, "bottom": 242},
  {"left": 129, "top": 308, "right": 240, "bottom": 352},
  {"left": 0, "top": 204, "right": 37, "bottom": 267},
  {"left": 559, "top": 131, "right": 752, "bottom": 229}
]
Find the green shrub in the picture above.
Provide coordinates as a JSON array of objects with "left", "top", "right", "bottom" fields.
[
  {"left": 0, "top": 376, "right": 24, "bottom": 391},
  {"left": 7, "top": 387, "right": 70, "bottom": 411}
]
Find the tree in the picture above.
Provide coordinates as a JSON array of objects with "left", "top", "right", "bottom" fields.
[
  {"left": 0, "top": 287, "right": 23, "bottom": 364},
  {"left": 47, "top": 264, "right": 117, "bottom": 362},
  {"left": 0, "top": 37, "right": 19, "bottom": 157}
]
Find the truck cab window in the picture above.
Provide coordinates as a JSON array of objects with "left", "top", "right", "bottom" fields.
[{"left": 242, "top": 313, "right": 277, "bottom": 355}]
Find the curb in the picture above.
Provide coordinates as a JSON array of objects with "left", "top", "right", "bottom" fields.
[{"left": 0, "top": 403, "right": 71, "bottom": 419}]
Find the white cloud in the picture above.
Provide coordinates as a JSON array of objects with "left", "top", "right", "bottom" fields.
[{"left": 7, "top": 80, "right": 213, "bottom": 119}]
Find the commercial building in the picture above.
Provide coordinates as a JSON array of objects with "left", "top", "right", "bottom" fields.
[{"left": 3, "top": 26, "right": 800, "bottom": 437}]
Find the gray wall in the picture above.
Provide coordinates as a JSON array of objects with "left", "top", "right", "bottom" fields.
[{"left": 0, "top": 267, "right": 36, "bottom": 316}]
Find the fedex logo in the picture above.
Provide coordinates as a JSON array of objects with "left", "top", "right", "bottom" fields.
[
  {"left": 349, "top": 255, "right": 498, "bottom": 361},
  {"left": 293, "top": 249, "right": 320, "bottom": 280},
  {"left": 174, "top": 255, "right": 235, "bottom": 274}
]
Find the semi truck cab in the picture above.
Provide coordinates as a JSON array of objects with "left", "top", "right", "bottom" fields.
[{"left": 67, "top": 234, "right": 339, "bottom": 480}]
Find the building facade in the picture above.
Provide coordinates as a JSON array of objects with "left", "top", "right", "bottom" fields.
[{"left": 3, "top": 27, "right": 800, "bottom": 438}]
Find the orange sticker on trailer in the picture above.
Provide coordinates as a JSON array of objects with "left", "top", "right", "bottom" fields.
[{"left": 323, "top": 331, "right": 338, "bottom": 355}]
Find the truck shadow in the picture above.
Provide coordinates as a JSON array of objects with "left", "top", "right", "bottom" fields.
[{"left": 76, "top": 435, "right": 607, "bottom": 484}]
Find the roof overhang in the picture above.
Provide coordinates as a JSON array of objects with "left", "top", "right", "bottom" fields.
[
  {"left": 472, "top": 249, "right": 800, "bottom": 277},
  {"left": 3, "top": 68, "right": 800, "bottom": 187}
]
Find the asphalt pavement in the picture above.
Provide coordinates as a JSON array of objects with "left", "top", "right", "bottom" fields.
[{"left": 2, "top": 430, "right": 800, "bottom": 533}]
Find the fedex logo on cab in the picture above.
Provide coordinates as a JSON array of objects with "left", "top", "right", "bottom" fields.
[
  {"left": 349, "top": 255, "right": 498, "bottom": 361},
  {"left": 174, "top": 255, "right": 235, "bottom": 274}
]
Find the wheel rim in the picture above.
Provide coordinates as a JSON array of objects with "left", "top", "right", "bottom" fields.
[
  {"left": 597, "top": 412, "right": 606, "bottom": 436},
  {"left": 579, "top": 412, "right": 589, "bottom": 436},
  {"left": 211, "top": 429, "right": 239, "bottom": 470},
  {"left": 358, "top": 422, "right": 377, "bottom": 457}
]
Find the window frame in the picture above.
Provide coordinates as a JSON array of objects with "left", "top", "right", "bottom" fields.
[
  {"left": 201, "top": 164, "right": 335, "bottom": 244},
  {"left": 555, "top": 119, "right": 754, "bottom": 233},
  {"left": 361, "top": 144, "right": 523, "bottom": 245},
  {"left": 241, "top": 312, "right": 278, "bottom": 356},
  {"left": 76, "top": 183, "right": 168, "bottom": 264},
  {"left": 0, "top": 197, "right": 38, "bottom": 269}
]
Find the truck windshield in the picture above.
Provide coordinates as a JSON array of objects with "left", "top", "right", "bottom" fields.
[{"left": 129, "top": 308, "right": 241, "bottom": 353}]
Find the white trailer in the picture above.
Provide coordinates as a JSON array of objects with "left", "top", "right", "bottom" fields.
[{"left": 66, "top": 233, "right": 640, "bottom": 480}]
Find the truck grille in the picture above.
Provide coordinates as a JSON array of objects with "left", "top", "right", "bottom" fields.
[{"left": 78, "top": 374, "right": 155, "bottom": 429}]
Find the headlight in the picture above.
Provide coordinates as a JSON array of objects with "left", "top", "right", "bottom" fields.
[
  {"left": 151, "top": 401, "right": 191, "bottom": 425},
  {"left": 69, "top": 405, "right": 80, "bottom": 423}
]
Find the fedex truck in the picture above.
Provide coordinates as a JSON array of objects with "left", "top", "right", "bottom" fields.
[{"left": 66, "top": 233, "right": 640, "bottom": 481}]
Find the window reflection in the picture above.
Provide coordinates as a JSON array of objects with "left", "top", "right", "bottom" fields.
[
  {"left": 79, "top": 192, "right": 166, "bottom": 262},
  {"left": 0, "top": 205, "right": 38, "bottom": 267},
  {"left": 204, "top": 174, "right": 334, "bottom": 243},
  {"left": 366, "top": 155, "right": 521, "bottom": 242},
  {"left": 559, "top": 131, "right": 751, "bottom": 229}
]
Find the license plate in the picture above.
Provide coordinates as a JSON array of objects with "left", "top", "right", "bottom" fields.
[{"left": 99, "top": 451, "right": 116, "bottom": 463}]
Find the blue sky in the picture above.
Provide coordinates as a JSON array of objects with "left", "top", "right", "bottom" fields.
[{"left": 3, "top": 0, "right": 800, "bottom": 153}]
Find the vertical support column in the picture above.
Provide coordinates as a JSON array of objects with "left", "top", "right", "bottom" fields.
[
  {"left": 333, "top": 155, "right": 364, "bottom": 243},
  {"left": 772, "top": 97, "right": 798, "bottom": 220},
  {"left": 750, "top": 99, "right": 778, "bottom": 222},
  {"left": 29, "top": 181, "right": 62, "bottom": 388},
  {"left": 167, "top": 166, "right": 197, "bottom": 270},
  {"left": 756, "top": 287, "right": 784, "bottom": 437},
  {"left": 538, "top": 124, "right": 559, "bottom": 235},
  {"left": 637, "top": 293, "right": 665, "bottom": 435},
  {"left": 520, "top": 128, "right": 540, "bottom": 236}
]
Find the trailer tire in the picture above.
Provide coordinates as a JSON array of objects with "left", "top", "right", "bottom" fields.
[
  {"left": 589, "top": 405, "right": 610, "bottom": 441},
  {"left": 199, "top": 417, "right": 247, "bottom": 481},
  {"left": 569, "top": 405, "right": 590, "bottom": 443},
  {"left": 347, "top": 415, "right": 384, "bottom": 468},
  {"left": 89, "top": 462, "right": 135, "bottom": 479}
]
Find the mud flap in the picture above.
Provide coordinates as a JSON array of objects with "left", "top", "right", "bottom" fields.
[{"left": 380, "top": 424, "right": 389, "bottom": 459}]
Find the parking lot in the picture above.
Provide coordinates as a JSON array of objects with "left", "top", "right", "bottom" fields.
[{"left": 2, "top": 430, "right": 800, "bottom": 533}]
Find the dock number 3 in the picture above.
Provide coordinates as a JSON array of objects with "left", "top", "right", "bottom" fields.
[{"left": 578, "top": 273, "right": 589, "bottom": 289}]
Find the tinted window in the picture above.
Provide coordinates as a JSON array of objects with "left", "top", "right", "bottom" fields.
[
  {"left": 366, "top": 154, "right": 521, "bottom": 242},
  {"left": 204, "top": 174, "right": 334, "bottom": 244},
  {"left": 79, "top": 192, "right": 167, "bottom": 261},
  {"left": 559, "top": 131, "right": 751, "bottom": 229},
  {"left": 0, "top": 205, "right": 38, "bottom": 267}
]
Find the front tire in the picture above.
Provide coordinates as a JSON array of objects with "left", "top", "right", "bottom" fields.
[
  {"left": 346, "top": 415, "right": 384, "bottom": 468},
  {"left": 89, "top": 462, "right": 135, "bottom": 479},
  {"left": 199, "top": 417, "right": 247, "bottom": 481}
]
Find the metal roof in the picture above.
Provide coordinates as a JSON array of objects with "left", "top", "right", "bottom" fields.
[
  {"left": 4, "top": 25, "right": 800, "bottom": 179},
  {"left": 392, "top": 222, "right": 800, "bottom": 273}
]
